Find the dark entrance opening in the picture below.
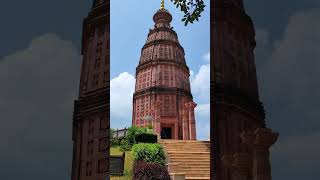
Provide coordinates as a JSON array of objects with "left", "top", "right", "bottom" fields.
[{"left": 161, "top": 127, "right": 172, "bottom": 139}]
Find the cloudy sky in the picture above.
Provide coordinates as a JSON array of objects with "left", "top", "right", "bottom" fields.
[
  {"left": 0, "top": 0, "right": 319, "bottom": 180},
  {"left": 245, "top": 1, "right": 320, "bottom": 180},
  {"left": 110, "top": 0, "right": 210, "bottom": 140}
]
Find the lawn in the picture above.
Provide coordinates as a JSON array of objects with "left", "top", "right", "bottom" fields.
[{"left": 110, "top": 146, "right": 133, "bottom": 180}]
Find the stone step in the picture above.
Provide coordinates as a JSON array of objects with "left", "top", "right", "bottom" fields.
[
  {"left": 162, "top": 143, "right": 209, "bottom": 146},
  {"left": 169, "top": 156, "right": 210, "bottom": 159},
  {"left": 165, "top": 149, "right": 210, "bottom": 151},
  {"left": 162, "top": 142, "right": 210, "bottom": 144},
  {"left": 167, "top": 154, "right": 210, "bottom": 157},
  {"left": 167, "top": 152, "right": 210, "bottom": 155},
  {"left": 179, "top": 166, "right": 210, "bottom": 170},
  {"left": 185, "top": 173, "right": 210, "bottom": 177},
  {"left": 165, "top": 148, "right": 210, "bottom": 151},
  {"left": 170, "top": 162, "right": 210, "bottom": 168},
  {"left": 163, "top": 145, "right": 209, "bottom": 147},
  {"left": 185, "top": 177, "right": 210, "bottom": 180},
  {"left": 165, "top": 147, "right": 209, "bottom": 149},
  {"left": 161, "top": 140, "right": 211, "bottom": 180},
  {"left": 169, "top": 164, "right": 210, "bottom": 169},
  {"left": 163, "top": 146, "right": 209, "bottom": 148},
  {"left": 169, "top": 157, "right": 210, "bottom": 163},
  {"left": 181, "top": 169, "right": 210, "bottom": 176},
  {"left": 184, "top": 172, "right": 210, "bottom": 176},
  {"left": 169, "top": 157, "right": 209, "bottom": 161}
]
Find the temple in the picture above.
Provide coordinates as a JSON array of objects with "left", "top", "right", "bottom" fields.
[
  {"left": 71, "top": 0, "right": 109, "bottom": 180},
  {"left": 212, "top": 0, "right": 278, "bottom": 179},
  {"left": 132, "top": 3, "right": 197, "bottom": 140}
]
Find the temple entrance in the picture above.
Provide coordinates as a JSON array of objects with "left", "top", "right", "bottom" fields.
[{"left": 161, "top": 127, "right": 172, "bottom": 139}]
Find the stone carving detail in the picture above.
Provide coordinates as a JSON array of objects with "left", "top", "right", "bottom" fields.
[
  {"left": 99, "top": 138, "right": 108, "bottom": 152},
  {"left": 86, "top": 161, "right": 93, "bottom": 176},
  {"left": 222, "top": 153, "right": 250, "bottom": 180},
  {"left": 71, "top": 1, "right": 109, "bottom": 180},
  {"left": 241, "top": 128, "right": 278, "bottom": 180},
  {"left": 212, "top": 1, "right": 278, "bottom": 180},
  {"left": 98, "top": 159, "right": 108, "bottom": 173},
  {"left": 87, "top": 140, "right": 94, "bottom": 155}
]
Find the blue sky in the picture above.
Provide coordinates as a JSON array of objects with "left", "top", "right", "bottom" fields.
[{"left": 110, "top": 0, "right": 210, "bottom": 140}]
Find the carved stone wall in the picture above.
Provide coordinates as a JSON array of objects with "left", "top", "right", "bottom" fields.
[
  {"left": 71, "top": 1, "right": 109, "bottom": 180},
  {"left": 212, "top": 0, "right": 278, "bottom": 180}
]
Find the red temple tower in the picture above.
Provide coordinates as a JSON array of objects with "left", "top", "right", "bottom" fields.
[
  {"left": 212, "top": 0, "right": 278, "bottom": 180},
  {"left": 132, "top": 4, "right": 197, "bottom": 140},
  {"left": 71, "top": 1, "right": 109, "bottom": 180}
]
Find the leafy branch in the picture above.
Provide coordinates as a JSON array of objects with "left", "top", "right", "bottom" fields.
[{"left": 170, "top": 0, "right": 206, "bottom": 26}]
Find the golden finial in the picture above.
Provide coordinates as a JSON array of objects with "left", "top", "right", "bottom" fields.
[{"left": 160, "top": 0, "right": 165, "bottom": 10}]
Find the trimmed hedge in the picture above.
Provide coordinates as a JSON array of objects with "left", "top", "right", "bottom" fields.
[
  {"left": 116, "top": 126, "right": 154, "bottom": 151},
  {"left": 126, "top": 126, "right": 153, "bottom": 145},
  {"left": 135, "top": 133, "right": 158, "bottom": 144},
  {"left": 133, "top": 161, "right": 171, "bottom": 180},
  {"left": 132, "top": 143, "right": 166, "bottom": 166}
]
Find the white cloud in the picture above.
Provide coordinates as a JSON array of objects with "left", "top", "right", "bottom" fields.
[
  {"left": 195, "top": 103, "right": 210, "bottom": 140},
  {"left": 203, "top": 52, "right": 210, "bottom": 62},
  {"left": 195, "top": 103, "right": 210, "bottom": 116},
  {"left": 110, "top": 72, "right": 135, "bottom": 128},
  {"left": 188, "top": 52, "right": 211, "bottom": 140},
  {"left": 0, "top": 33, "right": 81, "bottom": 179},
  {"left": 190, "top": 63, "right": 210, "bottom": 102}
]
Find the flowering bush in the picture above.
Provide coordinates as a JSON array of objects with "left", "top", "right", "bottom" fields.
[{"left": 133, "top": 161, "right": 171, "bottom": 180}]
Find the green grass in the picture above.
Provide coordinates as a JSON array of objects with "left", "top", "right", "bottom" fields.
[{"left": 110, "top": 146, "right": 133, "bottom": 180}]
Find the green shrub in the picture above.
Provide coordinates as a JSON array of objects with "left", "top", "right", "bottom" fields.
[
  {"left": 126, "top": 126, "right": 153, "bottom": 145},
  {"left": 132, "top": 143, "right": 166, "bottom": 166},
  {"left": 135, "top": 133, "right": 158, "bottom": 144},
  {"left": 119, "top": 138, "right": 131, "bottom": 152},
  {"left": 111, "top": 138, "right": 122, "bottom": 147}
]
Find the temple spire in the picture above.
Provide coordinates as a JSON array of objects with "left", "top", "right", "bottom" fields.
[{"left": 160, "top": 0, "right": 165, "bottom": 10}]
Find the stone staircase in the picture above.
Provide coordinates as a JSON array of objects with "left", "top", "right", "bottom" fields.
[{"left": 160, "top": 140, "right": 210, "bottom": 180}]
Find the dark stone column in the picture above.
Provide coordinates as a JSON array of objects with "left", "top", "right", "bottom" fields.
[{"left": 241, "top": 128, "right": 278, "bottom": 180}]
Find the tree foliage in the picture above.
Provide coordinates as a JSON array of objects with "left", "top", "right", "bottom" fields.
[{"left": 170, "top": 0, "right": 206, "bottom": 26}]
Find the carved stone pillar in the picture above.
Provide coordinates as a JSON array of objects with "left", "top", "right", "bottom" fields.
[
  {"left": 222, "top": 153, "right": 250, "bottom": 180},
  {"left": 241, "top": 128, "right": 278, "bottom": 180},
  {"left": 153, "top": 100, "right": 162, "bottom": 137},
  {"left": 180, "top": 109, "right": 189, "bottom": 140},
  {"left": 186, "top": 102, "right": 197, "bottom": 140}
]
